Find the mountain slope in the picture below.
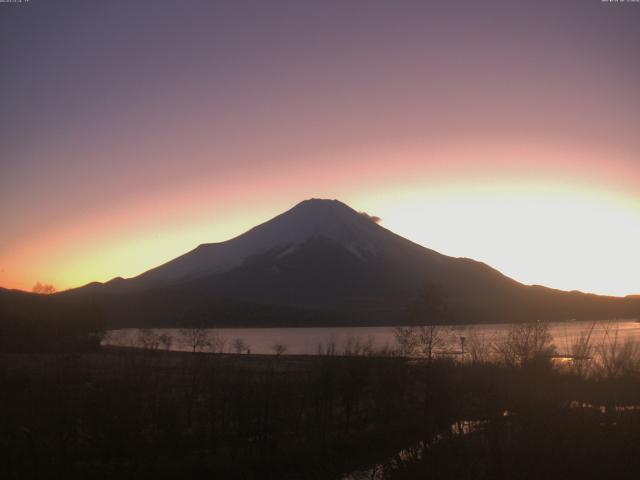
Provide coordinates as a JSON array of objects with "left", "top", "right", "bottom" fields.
[
  {"left": 125, "top": 199, "right": 445, "bottom": 289},
  {"left": 61, "top": 199, "right": 639, "bottom": 327}
]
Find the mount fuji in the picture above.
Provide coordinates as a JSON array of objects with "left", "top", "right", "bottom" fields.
[{"left": 61, "top": 198, "right": 639, "bottom": 327}]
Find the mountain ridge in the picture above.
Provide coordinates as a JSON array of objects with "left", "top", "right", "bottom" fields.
[
  {"left": 48, "top": 198, "right": 640, "bottom": 327},
  {"left": 84, "top": 198, "right": 448, "bottom": 292}
]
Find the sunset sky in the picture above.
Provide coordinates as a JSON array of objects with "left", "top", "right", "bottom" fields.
[{"left": 1, "top": 0, "right": 639, "bottom": 297}]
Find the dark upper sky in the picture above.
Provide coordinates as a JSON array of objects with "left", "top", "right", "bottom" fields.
[{"left": 1, "top": 0, "right": 639, "bottom": 295}]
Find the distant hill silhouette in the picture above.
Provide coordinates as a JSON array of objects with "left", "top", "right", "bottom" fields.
[
  {"left": 0, "top": 286, "right": 104, "bottom": 351},
  {"left": 4, "top": 199, "right": 640, "bottom": 328}
]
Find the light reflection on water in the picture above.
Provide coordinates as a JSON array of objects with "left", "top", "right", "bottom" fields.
[
  {"left": 341, "top": 420, "right": 486, "bottom": 480},
  {"left": 102, "top": 319, "right": 640, "bottom": 356}
]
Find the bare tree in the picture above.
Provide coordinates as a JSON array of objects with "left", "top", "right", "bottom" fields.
[
  {"left": 159, "top": 332, "right": 173, "bottom": 351},
  {"left": 393, "top": 326, "right": 419, "bottom": 357},
  {"left": 32, "top": 282, "right": 56, "bottom": 294},
  {"left": 593, "top": 322, "right": 640, "bottom": 379},
  {"left": 317, "top": 334, "right": 337, "bottom": 356},
  {"left": 397, "top": 283, "right": 449, "bottom": 361},
  {"left": 271, "top": 342, "right": 287, "bottom": 356},
  {"left": 343, "top": 335, "right": 375, "bottom": 356},
  {"left": 567, "top": 323, "right": 596, "bottom": 377},
  {"left": 466, "top": 329, "right": 491, "bottom": 364},
  {"left": 138, "top": 328, "right": 162, "bottom": 351},
  {"left": 208, "top": 330, "right": 227, "bottom": 353},
  {"left": 232, "top": 337, "right": 249, "bottom": 354},
  {"left": 393, "top": 325, "right": 449, "bottom": 360},
  {"left": 180, "top": 327, "right": 211, "bottom": 353},
  {"left": 416, "top": 325, "right": 448, "bottom": 362},
  {"left": 494, "top": 320, "right": 556, "bottom": 366}
]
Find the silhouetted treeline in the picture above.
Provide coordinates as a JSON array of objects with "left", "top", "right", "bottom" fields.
[
  {"left": 2, "top": 346, "right": 640, "bottom": 479},
  {"left": 0, "top": 289, "right": 104, "bottom": 352}
]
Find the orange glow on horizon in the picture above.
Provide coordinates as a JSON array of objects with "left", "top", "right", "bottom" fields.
[{"left": 2, "top": 141, "right": 638, "bottom": 297}]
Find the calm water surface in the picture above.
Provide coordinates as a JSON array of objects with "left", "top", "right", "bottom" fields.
[{"left": 103, "top": 319, "right": 640, "bottom": 356}]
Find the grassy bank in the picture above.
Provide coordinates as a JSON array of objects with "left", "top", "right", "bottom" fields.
[{"left": 2, "top": 342, "right": 640, "bottom": 479}]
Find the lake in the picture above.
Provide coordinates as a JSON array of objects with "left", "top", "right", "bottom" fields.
[{"left": 103, "top": 319, "right": 640, "bottom": 356}]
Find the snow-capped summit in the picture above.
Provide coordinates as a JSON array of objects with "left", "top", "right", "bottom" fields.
[{"left": 131, "top": 198, "right": 424, "bottom": 288}]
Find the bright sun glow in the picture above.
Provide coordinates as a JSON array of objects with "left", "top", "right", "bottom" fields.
[{"left": 364, "top": 183, "right": 640, "bottom": 297}]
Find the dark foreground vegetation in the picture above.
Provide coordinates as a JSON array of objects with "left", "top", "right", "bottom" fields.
[
  {"left": 0, "top": 289, "right": 104, "bottom": 352},
  {"left": 2, "top": 332, "right": 640, "bottom": 480},
  {"left": 2, "top": 285, "right": 640, "bottom": 478}
]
